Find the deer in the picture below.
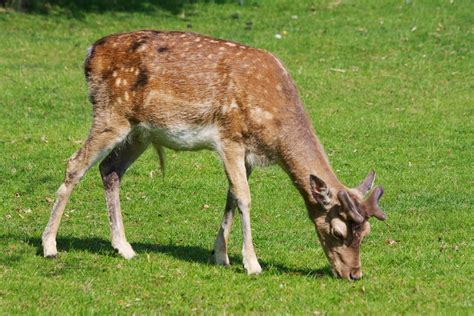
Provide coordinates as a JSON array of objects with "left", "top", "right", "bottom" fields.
[{"left": 42, "top": 30, "right": 386, "bottom": 280}]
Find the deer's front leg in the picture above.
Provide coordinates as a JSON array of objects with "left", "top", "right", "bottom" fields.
[
  {"left": 221, "top": 145, "right": 261, "bottom": 275},
  {"left": 213, "top": 164, "right": 252, "bottom": 266},
  {"left": 213, "top": 190, "right": 236, "bottom": 266}
]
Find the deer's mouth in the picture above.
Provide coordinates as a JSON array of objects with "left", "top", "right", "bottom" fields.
[{"left": 332, "top": 267, "right": 362, "bottom": 281}]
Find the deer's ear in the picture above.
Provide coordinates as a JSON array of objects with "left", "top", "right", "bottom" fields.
[{"left": 310, "top": 175, "right": 332, "bottom": 205}]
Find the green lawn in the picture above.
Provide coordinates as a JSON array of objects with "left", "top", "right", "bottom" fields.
[{"left": 0, "top": 0, "right": 472, "bottom": 314}]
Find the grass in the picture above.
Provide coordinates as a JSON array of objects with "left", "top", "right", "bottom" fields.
[{"left": 0, "top": 0, "right": 472, "bottom": 314}]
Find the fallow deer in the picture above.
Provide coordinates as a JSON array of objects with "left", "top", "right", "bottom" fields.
[{"left": 42, "top": 30, "right": 386, "bottom": 280}]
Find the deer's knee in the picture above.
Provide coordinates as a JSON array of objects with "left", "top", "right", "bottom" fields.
[
  {"left": 102, "top": 171, "right": 120, "bottom": 190},
  {"left": 228, "top": 190, "right": 250, "bottom": 211},
  {"left": 64, "top": 157, "right": 83, "bottom": 185},
  {"left": 99, "top": 158, "right": 123, "bottom": 190},
  {"left": 236, "top": 198, "right": 251, "bottom": 213}
]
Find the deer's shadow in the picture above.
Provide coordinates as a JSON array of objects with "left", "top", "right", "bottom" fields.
[{"left": 13, "top": 235, "right": 331, "bottom": 278}]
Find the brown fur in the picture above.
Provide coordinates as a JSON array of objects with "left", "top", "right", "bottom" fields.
[{"left": 42, "top": 30, "right": 386, "bottom": 279}]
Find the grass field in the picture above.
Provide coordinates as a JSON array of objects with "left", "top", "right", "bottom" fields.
[{"left": 0, "top": 0, "right": 472, "bottom": 314}]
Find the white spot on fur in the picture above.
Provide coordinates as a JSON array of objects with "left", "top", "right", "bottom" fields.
[
  {"left": 115, "top": 78, "right": 121, "bottom": 86},
  {"left": 124, "top": 91, "right": 129, "bottom": 101},
  {"left": 122, "top": 79, "right": 128, "bottom": 86},
  {"left": 251, "top": 107, "right": 263, "bottom": 123},
  {"left": 116, "top": 96, "right": 122, "bottom": 104},
  {"left": 112, "top": 71, "right": 118, "bottom": 78},
  {"left": 251, "top": 107, "right": 273, "bottom": 124},
  {"left": 219, "top": 47, "right": 226, "bottom": 51},
  {"left": 263, "top": 111, "right": 273, "bottom": 120},
  {"left": 137, "top": 45, "right": 147, "bottom": 52},
  {"left": 276, "top": 84, "right": 282, "bottom": 91},
  {"left": 134, "top": 69, "right": 139, "bottom": 75},
  {"left": 225, "top": 42, "right": 236, "bottom": 47},
  {"left": 229, "top": 100, "right": 239, "bottom": 110},
  {"left": 221, "top": 104, "right": 229, "bottom": 114},
  {"left": 195, "top": 38, "right": 201, "bottom": 42}
]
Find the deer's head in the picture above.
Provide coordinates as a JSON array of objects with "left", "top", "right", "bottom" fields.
[{"left": 309, "top": 171, "right": 385, "bottom": 280}]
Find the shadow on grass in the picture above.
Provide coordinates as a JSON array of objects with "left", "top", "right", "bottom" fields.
[
  {"left": 5, "top": 0, "right": 239, "bottom": 18},
  {"left": 6, "top": 234, "right": 332, "bottom": 278}
]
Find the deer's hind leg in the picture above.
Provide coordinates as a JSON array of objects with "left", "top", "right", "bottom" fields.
[
  {"left": 42, "top": 120, "right": 131, "bottom": 258},
  {"left": 99, "top": 129, "right": 150, "bottom": 259}
]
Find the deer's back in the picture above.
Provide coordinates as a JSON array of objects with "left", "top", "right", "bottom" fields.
[{"left": 85, "top": 30, "right": 304, "bottom": 155}]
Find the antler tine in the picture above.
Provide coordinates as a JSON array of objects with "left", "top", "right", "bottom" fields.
[
  {"left": 363, "top": 186, "right": 386, "bottom": 221},
  {"left": 356, "top": 170, "right": 376, "bottom": 195},
  {"left": 337, "top": 191, "right": 365, "bottom": 224}
]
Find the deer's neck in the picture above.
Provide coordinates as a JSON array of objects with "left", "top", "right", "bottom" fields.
[{"left": 278, "top": 109, "right": 344, "bottom": 203}]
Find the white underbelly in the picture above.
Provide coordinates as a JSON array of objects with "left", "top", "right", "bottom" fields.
[{"left": 140, "top": 123, "right": 221, "bottom": 151}]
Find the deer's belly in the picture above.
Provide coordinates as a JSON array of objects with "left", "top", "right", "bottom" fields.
[{"left": 143, "top": 124, "right": 221, "bottom": 151}]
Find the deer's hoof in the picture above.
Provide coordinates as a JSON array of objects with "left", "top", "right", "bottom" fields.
[
  {"left": 42, "top": 239, "right": 58, "bottom": 258},
  {"left": 213, "top": 250, "right": 230, "bottom": 266},
  {"left": 115, "top": 242, "right": 136, "bottom": 259},
  {"left": 243, "top": 258, "right": 262, "bottom": 275}
]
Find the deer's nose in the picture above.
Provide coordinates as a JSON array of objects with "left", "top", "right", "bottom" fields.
[{"left": 350, "top": 269, "right": 362, "bottom": 281}]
